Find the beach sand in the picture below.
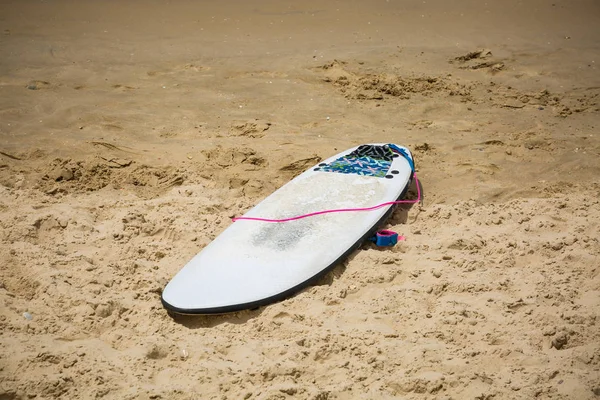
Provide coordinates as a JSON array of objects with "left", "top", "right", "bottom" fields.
[{"left": 1, "top": 0, "right": 599, "bottom": 398}]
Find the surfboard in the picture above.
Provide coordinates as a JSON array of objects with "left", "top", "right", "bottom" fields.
[{"left": 161, "top": 143, "right": 415, "bottom": 315}]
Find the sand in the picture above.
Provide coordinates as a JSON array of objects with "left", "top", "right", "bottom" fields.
[{"left": 1, "top": 0, "right": 599, "bottom": 399}]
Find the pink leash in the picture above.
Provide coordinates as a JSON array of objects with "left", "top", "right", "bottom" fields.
[{"left": 232, "top": 173, "right": 421, "bottom": 223}]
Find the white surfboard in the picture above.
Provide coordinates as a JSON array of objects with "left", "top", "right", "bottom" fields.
[{"left": 162, "top": 143, "right": 415, "bottom": 314}]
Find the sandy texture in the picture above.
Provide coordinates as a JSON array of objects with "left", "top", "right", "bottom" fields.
[{"left": 1, "top": 0, "right": 600, "bottom": 399}]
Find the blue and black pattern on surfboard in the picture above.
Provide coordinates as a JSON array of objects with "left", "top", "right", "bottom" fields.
[
  {"left": 315, "top": 144, "right": 396, "bottom": 178},
  {"left": 318, "top": 156, "right": 392, "bottom": 178}
]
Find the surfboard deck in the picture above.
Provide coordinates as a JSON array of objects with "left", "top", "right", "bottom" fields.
[{"left": 162, "top": 143, "right": 415, "bottom": 315}]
